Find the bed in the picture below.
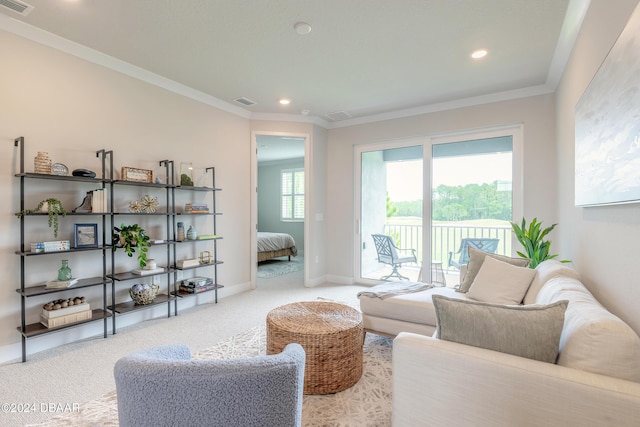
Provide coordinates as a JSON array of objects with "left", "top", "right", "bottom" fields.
[{"left": 257, "top": 232, "right": 298, "bottom": 262}]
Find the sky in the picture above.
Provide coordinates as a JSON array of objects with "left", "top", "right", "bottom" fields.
[{"left": 386, "top": 153, "right": 512, "bottom": 201}]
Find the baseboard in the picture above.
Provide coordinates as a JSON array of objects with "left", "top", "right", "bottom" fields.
[{"left": 324, "top": 274, "right": 354, "bottom": 285}]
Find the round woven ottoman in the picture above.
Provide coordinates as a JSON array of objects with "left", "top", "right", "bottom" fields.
[{"left": 266, "top": 301, "right": 364, "bottom": 395}]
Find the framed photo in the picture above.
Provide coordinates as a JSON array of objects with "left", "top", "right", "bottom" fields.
[
  {"left": 121, "top": 167, "right": 153, "bottom": 183},
  {"left": 74, "top": 223, "right": 98, "bottom": 248}
]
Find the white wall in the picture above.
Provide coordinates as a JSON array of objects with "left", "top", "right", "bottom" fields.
[
  {"left": 258, "top": 158, "right": 305, "bottom": 248},
  {"left": 325, "top": 95, "right": 557, "bottom": 284},
  {"left": 555, "top": 0, "right": 640, "bottom": 335},
  {"left": 0, "top": 30, "right": 252, "bottom": 361}
]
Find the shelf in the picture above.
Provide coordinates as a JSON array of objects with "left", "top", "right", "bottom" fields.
[
  {"left": 175, "top": 236, "right": 223, "bottom": 243},
  {"left": 174, "top": 261, "right": 223, "bottom": 271},
  {"left": 108, "top": 293, "right": 175, "bottom": 314},
  {"left": 171, "top": 285, "right": 224, "bottom": 298},
  {"left": 109, "top": 268, "right": 174, "bottom": 282},
  {"left": 15, "top": 172, "right": 109, "bottom": 184},
  {"left": 112, "top": 180, "right": 171, "bottom": 188},
  {"left": 17, "top": 277, "right": 110, "bottom": 297},
  {"left": 176, "top": 212, "right": 222, "bottom": 216},
  {"left": 16, "top": 246, "right": 109, "bottom": 256},
  {"left": 17, "top": 309, "right": 112, "bottom": 338},
  {"left": 176, "top": 185, "right": 221, "bottom": 192},
  {"left": 113, "top": 212, "right": 174, "bottom": 216},
  {"left": 18, "top": 211, "right": 109, "bottom": 217}
]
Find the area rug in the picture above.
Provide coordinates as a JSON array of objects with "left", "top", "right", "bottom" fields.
[
  {"left": 257, "top": 258, "right": 304, "bottom": 278},
  {"left": 29, "top": 325, "right": 393, "bottom": 427}
]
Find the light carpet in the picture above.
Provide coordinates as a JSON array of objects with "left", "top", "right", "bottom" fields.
[
  {"left": 29, "top": 326, "right": 393, "bottom": 427},
  {"left": 257, "top": 258, "right": 304, "bottom": 278}
]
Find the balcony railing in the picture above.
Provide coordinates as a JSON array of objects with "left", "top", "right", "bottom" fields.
[{"left": 384, "top": 222, "right": 512, "bottom": 271}]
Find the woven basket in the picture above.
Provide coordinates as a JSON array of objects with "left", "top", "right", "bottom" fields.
[
  {"left": 266, "top": 301, "right": 364, "bottom": 395},
  {"left": 129, "top": 284, "right": 159, "bottom": 305}
]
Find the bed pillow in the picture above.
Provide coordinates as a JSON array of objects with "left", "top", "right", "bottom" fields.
[
  {"left": 433, "top": 295, "right": 568, "bottom": 363},
  {"left": 466, "top": 256, "right": 536, "bottom": 304},
  {"left": 457, "top": 246, "right": 530, "bottom": 293}
]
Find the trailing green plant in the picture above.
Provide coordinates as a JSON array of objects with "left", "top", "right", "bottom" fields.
[
  {"left": 510, "top": 217, "right": 569, "bottom": 268},
  {"left": 16, "top": 198, "right": 67, "bottom": 238},
  {"left": 112, "top": 224, "right": 151, "bottom": 268}
]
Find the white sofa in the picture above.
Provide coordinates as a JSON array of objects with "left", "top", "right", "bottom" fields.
[{"left": 359, "top": 259, "right": 640, "bottom": 426}]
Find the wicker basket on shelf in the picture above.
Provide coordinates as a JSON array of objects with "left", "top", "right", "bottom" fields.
[{"left": 129, "top": 284, "right": 159, "bottom": 305}]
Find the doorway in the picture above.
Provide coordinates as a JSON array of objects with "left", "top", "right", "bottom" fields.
[{"left": 252, "top": 133, "right": 308, "bottom": 287}]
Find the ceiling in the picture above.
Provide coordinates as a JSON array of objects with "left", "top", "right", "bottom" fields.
[{"left": 0, "top": 0, "right": 588, "bottom": 129}]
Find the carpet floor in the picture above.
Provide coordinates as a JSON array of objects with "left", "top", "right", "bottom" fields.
[
  {"left": 257, "top": 257, "right": 304, "bottom": 278},
  {"left": 27, "top": 326, "right": 393, "bottom": 426}
]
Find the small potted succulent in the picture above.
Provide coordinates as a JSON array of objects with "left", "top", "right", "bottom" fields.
[
  {"left": 112, "top": 224, "right": 151, "bottom": 268},
  {"left": 16, "top": 198, "right": 67, "bottom": 238}
]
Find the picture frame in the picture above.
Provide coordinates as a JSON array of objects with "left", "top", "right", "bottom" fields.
[
  {"left": 74, "top": 223, "right": 98, "bottom": 248},
  {"left": 121, "top": 167, "right": 153, "bottom": 183}
]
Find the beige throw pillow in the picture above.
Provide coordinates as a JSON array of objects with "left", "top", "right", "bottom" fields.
[
  {"left": 433, "top": 295, "right": 568, "bottom": 363},
  {"left": 457, "top": 246, "right": 530, "bottom": 293},
  {"left": 466, "top": 256, "right": 536, "bottom": 304}
]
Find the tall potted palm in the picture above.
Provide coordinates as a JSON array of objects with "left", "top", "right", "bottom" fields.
[{"left": 510, "top": 217, "right": 569, "bottom": 268}]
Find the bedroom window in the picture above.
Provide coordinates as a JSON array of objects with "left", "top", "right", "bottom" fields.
[{"left": 281, "top": 168, "right": 304, "bottom": 221}]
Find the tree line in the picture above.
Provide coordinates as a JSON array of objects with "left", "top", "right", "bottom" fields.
[{"left": 390, "top": 182, "right": 512, "bottom": 221}]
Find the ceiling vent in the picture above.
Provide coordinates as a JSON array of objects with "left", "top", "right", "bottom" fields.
[
  {"left": 326, "top": 111, "right": 352, "bottom": 121},
  {"left": 0, "top": 0, "right": 34, "bottom": 16},
  {"left": 234, "top": 97, "right": 257, "bottom": 106}
]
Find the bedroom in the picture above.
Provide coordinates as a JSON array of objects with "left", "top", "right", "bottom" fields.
[{"left": 256, "top": 134, "right": 305, "bottom": 281}]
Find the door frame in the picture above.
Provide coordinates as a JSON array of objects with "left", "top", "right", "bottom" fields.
[
  {"left": 250, "top": 131, "right": 310, "bottom": 289},
  {"left": 353, "top": 124, "right": 523, "bottom": 285}
]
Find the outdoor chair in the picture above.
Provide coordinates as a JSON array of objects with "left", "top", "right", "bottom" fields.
[
  {"left": 371, "top": 233, "right": 418, "bottom": 280},
  {"left": 448, "top": 237, "right": 500, "bottom": 270}
]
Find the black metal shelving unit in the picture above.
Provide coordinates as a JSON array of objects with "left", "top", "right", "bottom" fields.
[
  {"left": 14, "top": 137, "right": 112, "bottom": 362},
  {"left": 171, "top": 166, "right": 223, "bottom": 310}
]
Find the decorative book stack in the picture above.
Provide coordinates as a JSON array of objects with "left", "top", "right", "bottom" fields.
[
  {"left": 176, "top": 259, "right": 200, "bottom": 269},
  {"left": 44, "top": 278, "right": 79, "bottom": 289},
  {"left": 180, "top": 276, "right": 215, "bottom": 293},
  {"left": 184, "top": 203, "right": 209, "bottom": 214},
  {"left": 30, "top": 240, "right": 71, "bottom": 253}
]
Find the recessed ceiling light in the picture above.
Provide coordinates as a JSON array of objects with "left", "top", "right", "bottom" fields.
[
  {"left": 294, "top": 22, "right": 312, "bottom": 35},
  {"left": 279, "top": 98, "right": 291, "bottom": 105},
  {"left": 471, "top": 49, "right": 488, "bottom": 59}
]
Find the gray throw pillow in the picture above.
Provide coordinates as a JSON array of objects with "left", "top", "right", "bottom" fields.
[
  {"left": 432, "top": 295, "right": 568, "bottom": 363},
  {"left": 457, "top": 246, "right": 530, "bottom": 293}
]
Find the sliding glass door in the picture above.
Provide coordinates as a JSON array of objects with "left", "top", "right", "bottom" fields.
[
  {"left": 355, "top": 127, "right": 521, "bottom": 285},
  {"left": 358, "top": 143, "right": 425, "bottom": 283}
]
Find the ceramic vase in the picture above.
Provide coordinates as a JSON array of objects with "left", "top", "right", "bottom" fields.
[
  {"left": 186, "top": 225, "right": 197, "bottom": 240},
  {"left": 34, "top": 152, "right": 52, "bottom": 174}
]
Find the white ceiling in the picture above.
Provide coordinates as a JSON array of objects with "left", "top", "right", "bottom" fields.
[{"left": 0, "top": 0, "right": 588, "bottom": 130}]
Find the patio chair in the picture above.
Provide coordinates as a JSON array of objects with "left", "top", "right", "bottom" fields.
[
  {"left": 448, "top": 237, "right": 500, "bottom": 270},
  {"left": 371, "top": 234, "right": 418, "bottom": 280}
]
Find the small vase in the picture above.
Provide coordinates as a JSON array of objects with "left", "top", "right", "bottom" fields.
[
  {"left": 34, "top": 152, "right": 52, "bottom": 174},
  {"left": 186, "top": 225, "right": 197, "bottom": 240},
  {"left": 177, "top": 222, "right": 185, "bottom": 241},
  {"left": 57, "top": 260, "right": 72, "bottom": 281}
]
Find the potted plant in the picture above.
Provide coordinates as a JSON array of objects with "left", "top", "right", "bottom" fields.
[
  {"left": 16, "top": 198, "right": 67, "bottom": 238},
  {"left": 112, "top": 224, "right": 151, "bottom": 268},
  {"left": 510, "top": 217, "right": 569, "bottom": 268}
]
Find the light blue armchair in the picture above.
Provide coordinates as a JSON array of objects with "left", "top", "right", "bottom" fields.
[{"left": 114, "top": 343, "right": 305, "bottom": 427}]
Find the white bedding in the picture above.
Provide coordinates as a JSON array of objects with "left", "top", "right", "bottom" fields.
[{"left": 257, "top": 232, "right": 298, "bottom": 256}]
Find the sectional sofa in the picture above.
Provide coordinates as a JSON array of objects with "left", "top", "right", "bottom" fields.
[{"left": 359, "top": 253, "right": 640, "bottom": 426}]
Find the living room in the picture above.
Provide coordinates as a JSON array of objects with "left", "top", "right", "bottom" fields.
[{"left": 1, "top": 0, "right": 640, "bottom": 425}]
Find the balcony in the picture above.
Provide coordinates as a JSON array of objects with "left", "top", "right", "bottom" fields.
[{"left": 374, "top": 221, "right": 512, "bottom": 285}]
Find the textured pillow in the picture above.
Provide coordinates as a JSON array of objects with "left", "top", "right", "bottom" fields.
[
  {"left": 457, "top": 246, "right": 530, "bottom": 293},
  {"left": 523, "top": 259, "right": 580, "bottom": 305},
  {"left": 466, "top": 256, "right": 536, "bottom": 304},
  {"left": 433, "top": 295, "right": 568, "bottom": 363}
]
